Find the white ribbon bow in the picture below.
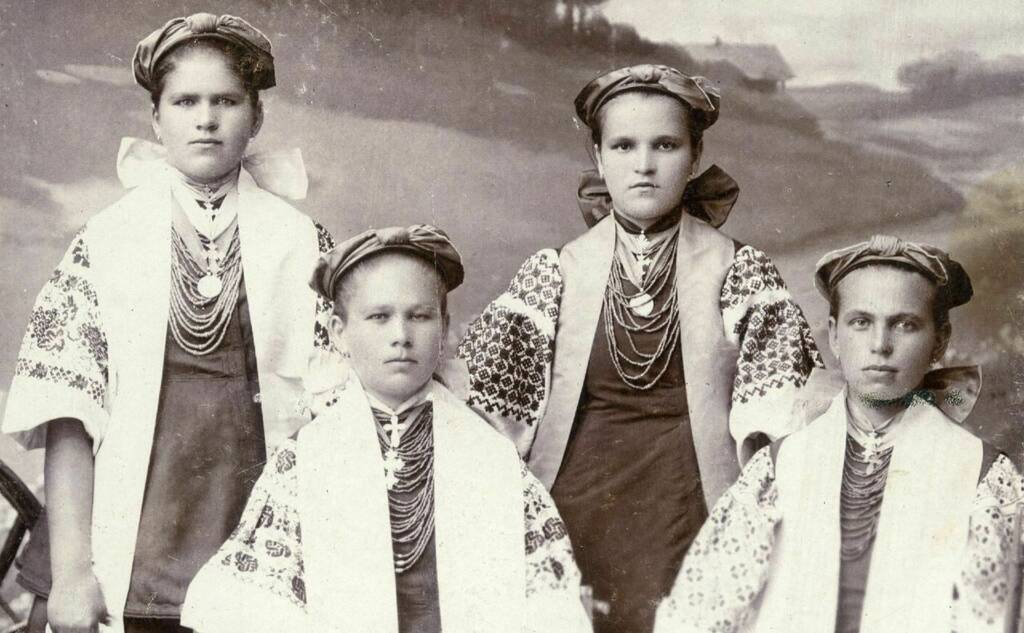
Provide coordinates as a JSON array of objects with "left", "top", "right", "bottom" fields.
[{"left": 115, "top": 137, "right": 309, "bottom": 200}]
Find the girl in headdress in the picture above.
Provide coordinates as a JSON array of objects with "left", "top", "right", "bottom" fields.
[
  {"left": 180, "top": 225, "right": 592, "bottom": 633},
  {"left": 457, "top": 64, "right": 822, "bottom": 633},
  {"left": 655, "top": 235, "right": 1022, "bottom": 633},
  {"left": 3, "top": 13, "right": 334, "bottom": 633}
]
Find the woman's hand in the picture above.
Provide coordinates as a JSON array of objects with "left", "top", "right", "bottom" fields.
[
  {"left": 580, "top": 585, "right": 611, "bottom": 622},
  {"left": 45, "top": 418, "right": 107, "bottom": 633},
  {"left": 47, "top": 566, "right": 110, "bottom": 633}
]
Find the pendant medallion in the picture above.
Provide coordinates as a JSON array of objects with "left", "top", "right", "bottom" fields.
[
  {"left": 628, "top": 293, "right": 654, "bottom": 317},
  {"left": 197, "top": 274, "right": 223, "bottom": 299}
]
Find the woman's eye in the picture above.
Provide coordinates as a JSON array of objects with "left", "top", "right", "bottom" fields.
[
  {"left": 896, "top": 320, "right": 918, "bottom": 331},
  {"left": 655, "top": 141, "right": 679, "bottom": 150},
  {"left": 849, "top": 317, "right": 870, "bottom": 329},
  {"left": 412, "top": 312, "right": 434, "bottom": 321},
  {"left": 367, "top": 313, "right": 387, "bottom": 321},
  {"left": 216, "top": 97, "right": 237, "bottom": 106},
  {"left": 174, "top": 98, "right": 195, "bottom": 106},
  {"left": 610, "top": 141, "right": 632, "bottom": 151}
]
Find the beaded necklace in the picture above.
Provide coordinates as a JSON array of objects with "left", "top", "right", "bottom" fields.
[
  {"left": 840, "top": 435, "right": 893, "bottom": 560},
  {"left": 602, "top": 224, "right": 680, "bottom": 390},
  {"left": 372, "top": 402, "right": 435, "bottom": 574},
  {"left": 168, "top": 225, "right": 243, "bottom": 355},
  {"left": 839, "top": 405, "right": 903, "bottom": 561}
]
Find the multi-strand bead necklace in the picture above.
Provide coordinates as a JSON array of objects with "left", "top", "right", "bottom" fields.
[
  {"left": 602, "top": 227, "right": 681, "bottom": 390},
  {"left": 372, "top": 403, "right": 435, "bottom": 574}
]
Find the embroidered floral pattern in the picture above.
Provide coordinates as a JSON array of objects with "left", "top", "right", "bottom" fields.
[
  {"left": 521, "top": 463, "right": 578, "bottom": 595},
  {"left": 13, "top": 228, "right": 109, "bottom": 411},
  {"left": 313, "top": 221, "right": 336, "bottom": 351},
  {"left": 656, "top": 447, "right": 779, "bottom": 632},
  {"left": 204, "top": 443, "right": 582, "bottom": 614},
  {"left": 70, "top": 234, "right": 90, "bottom": 268},
  {"left": 215, "top": 441, "right": 307, "bottom": 608},
  {"left": 952, "top": 454, "right": 1024, "bottom": 632},
  {"left": 721, "top": 245, "right": 822, "bottom": 405},
  {"left": 458, "top": 250, "right": 562, "bottom": 439}
]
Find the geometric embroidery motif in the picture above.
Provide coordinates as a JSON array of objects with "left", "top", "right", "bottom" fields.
[
  {"left": 458, "top": 250, "right": 562, "bottom": 428},
  {"left": 721, "top": 246, "right": 822, "bottom": 404}
]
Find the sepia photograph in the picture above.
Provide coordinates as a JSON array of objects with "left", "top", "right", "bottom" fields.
[{"left": 0, "top": 1, "right": 1021, "bottom": 631}]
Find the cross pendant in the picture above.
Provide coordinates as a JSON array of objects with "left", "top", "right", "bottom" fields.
[
  {"left": 382, "top": 417, "right": 403, "bottom": 447},
  {"left": 383, "top": 449, "right": 405, "bottom": 489}
]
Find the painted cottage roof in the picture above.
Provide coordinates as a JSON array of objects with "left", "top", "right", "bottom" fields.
[{"left": 682, "top": 41, "right": 795, "bottom": 81}]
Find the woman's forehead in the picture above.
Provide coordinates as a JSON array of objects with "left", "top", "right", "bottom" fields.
[
  {"left": 598, "top": 92, "right": 692, "bottom": 136},
  {"left": 836, "top": 266, "right": 937, "bottom": 316},
  {"left": 162, "top": 47, "right": 241, "bottom": 88},
  {"left": 345, "top": 254, "right": 444, "bottom": 302}
]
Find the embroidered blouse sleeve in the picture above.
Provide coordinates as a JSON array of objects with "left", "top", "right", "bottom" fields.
[
  {"left": 181, "top": 441, "right": 308, "bottom": 633},
  {"left": 520, "top": 462, "right": 592, "bottom": 633},
  {"left": 312, "top": 221, "right": 336, "bottom": 351},
  {"left": 720, "top": 245, "right": 822, "bottom": 461},
  {"left": 457, "top": 250, "right": 563, "bottom": 458},
  {"left": 952, "top": 454, "right": 1024, "bottom": 633},
  {"left": 654, "top": 446, "right": 780, "bottom": 633},
  {"left": 2, "top": 226, "right": 110, "bottom": 450}
]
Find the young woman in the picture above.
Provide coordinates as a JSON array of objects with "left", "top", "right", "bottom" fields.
[
  {"left": 458, "top": 64, "right": 822, "bottom": 633},
  {"left": 2, "top": 13, "right": 334, "bottom": 633},
  {"left": 180, "top": 225, "right": 591, "bottom": 633},
  {"left": 654, "top": 235, "right": 1022, "bottom": 633}
]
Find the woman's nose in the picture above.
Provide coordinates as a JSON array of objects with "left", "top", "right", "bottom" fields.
[
  {"left": 195, "top": 103, "right": 218, "bottom": 130},
  {"left": 633, "top": 147, "right": 654, "bottom": 174},
  {"left": 871, "top": 325, "right": 894, "bottom": 356},
  {"left": 391, "top": 319, "right": 412, "bottom": 347}
]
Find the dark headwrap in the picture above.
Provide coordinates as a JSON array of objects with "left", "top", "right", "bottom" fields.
[
  {"left": 574, "top": 64, "right": 739, "bottom": 228},
  {"left": 574, "top": 64, "right": 720, "bottom": 133},
  {"left": 311, "top": 225, "right": 465, "bottom": 301},
  {"left": 814, "top": 234, "right": 973, "bottom": 309},
  {"left": 133, "top": 13, "right": 275, "bottom": 93}
]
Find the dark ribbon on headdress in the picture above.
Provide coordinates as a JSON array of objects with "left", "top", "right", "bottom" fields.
[
  {"left": 577, "top": 164, "right": 740, "bottom": 229},
  {"left": 575, "top": 65, "right": 721, "bottom": 133},
  {"left": 814, "top": 234, "right": 973, "bottom": 309},
  {"left": 133, "top": 13, "right": 275, "bottom": 92},
  {"left": 311, "top": 224, "right": 465, "bottom": 301}
]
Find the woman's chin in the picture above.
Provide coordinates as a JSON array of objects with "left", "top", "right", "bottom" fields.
[{"left": 614, "top": 204, "right": 676, "bottom": 227}]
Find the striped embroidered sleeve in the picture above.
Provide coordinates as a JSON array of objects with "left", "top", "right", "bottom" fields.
[
  {"left": 181, "top": 441, "right": 309, "bottom": 633},
  {"left": 312, "top": 221, "right": 336, "bottom": 351},
  {"left": 952, "top": 454, "right": 1024, "bottom": 633},
  {"left": 720, "top": 245, "right": 822, "bottom": 461},
  {"left": 2, "top": 226, "right": 110, "bottom": 450},
  {"left": 457, "top": 250, "right": 562, "bottom": 458},
  {"left": 654, "top": 447, "right": 780, "bottom": 633}
]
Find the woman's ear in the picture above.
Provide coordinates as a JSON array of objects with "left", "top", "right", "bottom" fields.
[
  {"left": 328, "top": 313, "right": 348, "bottom": 357},
  {"left": 932, "top": 321, "right": 952, "bottom": 364},
  {"left": 151, "top": 106, "right": 163, "bottom": 143},
  {"left": 250, "top": 100, "right": 264, "bottom": 139},
  {"left": 827, "top": 315, "right": 841, "bottom": 362},
  {"left": 689, "top": 138, "right": 704, "bottom": 180}
]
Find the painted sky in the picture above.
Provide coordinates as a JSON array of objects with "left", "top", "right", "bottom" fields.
[{"left": 602, "top": 0, "right": 1024, "bottom": 88}]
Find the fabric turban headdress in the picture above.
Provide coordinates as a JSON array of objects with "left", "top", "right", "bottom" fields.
[
  {"left": 573, "top": 64, "right": 740, "bottom": 229},
  {"left": 574, "top": 63, "right": 721, "bottom": 133},
  {"left": 814, "top": 234, "right": 973, "bottom": 309},
  {"left": 133, "top": 12, "right": 276, "bottom": 93},
  {"left": 311, "top": 225, "right": 465, "bottom": 301}
]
